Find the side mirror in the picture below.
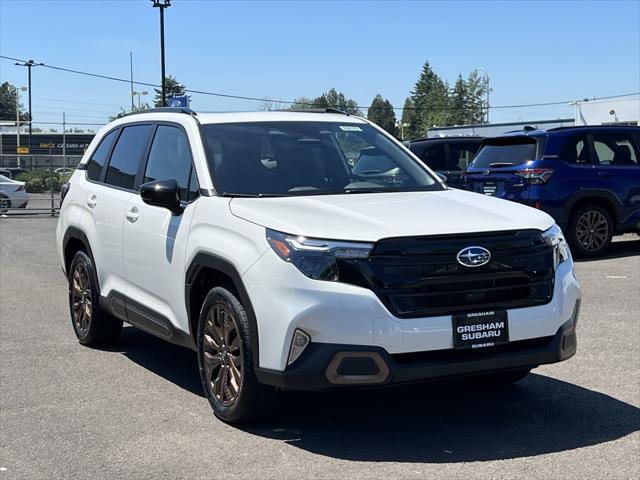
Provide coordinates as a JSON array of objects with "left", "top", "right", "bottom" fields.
[
  {"left": 436, "top": 172, "right": 448, "bottom": 184},
  {"left": 140, "top": 179, "right": 183, "bottom": 215}
]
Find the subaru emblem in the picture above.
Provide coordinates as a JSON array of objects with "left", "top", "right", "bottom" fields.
[
  {"left": 457, "top": 246, "right": 491, "bottom": 267},
  {"left": 483, "top": 169, "right": 491, "bottom": 175}
]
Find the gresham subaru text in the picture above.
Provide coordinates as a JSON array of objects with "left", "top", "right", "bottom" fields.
[{"left": 56, "top": 108, "right": 581, "bottom": 424}]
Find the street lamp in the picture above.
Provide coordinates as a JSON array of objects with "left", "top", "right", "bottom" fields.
[
  {"left": 151, "top": 0, "right": 171, "bottom": 107},
  {"left": 395, "top": 121, "right": 410, "bottom": 141},
  {"left": 15, "top": 59, "right": 44, "bottom": 156},
  {"left": 471, "top": 67, "right": 490, "bottom": 123},
  {"left": 132, "top": 90, "right": 149, "bottom": 109}
]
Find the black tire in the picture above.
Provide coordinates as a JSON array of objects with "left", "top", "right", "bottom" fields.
[
  {"left": 197, "top": 286, "right": 278, "bottom": 424},
  {"left": 470, "top": 368, "right": 531, "bottom": 386},
  {"left": 0, "top": 194, "right": 9, "bottom": 213},
  {"left": 567, "top": 204, "right": 613, "bottom": 258},
  {"left": 68, "top": 250, "right": 122, "bottom": 346}
]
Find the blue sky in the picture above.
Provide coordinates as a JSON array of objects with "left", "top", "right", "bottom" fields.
[{"left": 1, "top": 0, "right": 639, "bottom": 128}]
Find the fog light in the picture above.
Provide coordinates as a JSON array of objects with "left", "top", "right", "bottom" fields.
[{"left": 287, "top": 329, "right": 310, "bottom": 366}]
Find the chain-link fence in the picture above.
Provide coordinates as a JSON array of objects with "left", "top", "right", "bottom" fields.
[{"left": 0, "top": 154, "right": 83, "bottom": 215}]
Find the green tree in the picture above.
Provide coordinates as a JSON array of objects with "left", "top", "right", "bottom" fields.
[
  {"left": 154, "top": 75, "right": 188, "bottom": 107},
  {"left": 466, "top": 70, "right": 491, "bottom": 124},
  {"left": 290, "top": 88, "right": 362, "bottom": 115},
  {"left": 0, "top": 82, "right": 29, "bottom": 121},
  {"left": 367, "top": 94, "right": 397, "bottom": 136},
  {"left": 449, "top": 74, "right": 468, "bottom": 125},
  {"left": 109, "top": 102, "right": 151, "bottom": 121},
  {"left": 408, "top": 61, "right": 451, "bottom": 138},
  {"left": 399, "top": 97, "right": 413, "bottom": 140}
]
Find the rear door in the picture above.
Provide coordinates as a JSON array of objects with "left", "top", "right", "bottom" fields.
[
  {"left": 464, "top": 136, "right": 540, "bottom": 200},
  {"left": 590, "top": 130, "right": 640, "bottom": 227}
]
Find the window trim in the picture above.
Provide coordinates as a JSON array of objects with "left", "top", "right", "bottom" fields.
[{"left": 138, "top": 121, "right": 200, "bottom": 204}]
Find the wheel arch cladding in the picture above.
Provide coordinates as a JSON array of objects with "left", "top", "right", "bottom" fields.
[
  {"left": 63, "top": 227, "right": 94, "bottom": 279},
  {"left": 186, "top": 252, "right": 260, "bottom": 366},
  {"left": 567, "top": 189, "right": 621, "bottom": 225}
]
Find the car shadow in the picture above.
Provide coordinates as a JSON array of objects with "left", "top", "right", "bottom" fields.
[
  {"left": 244, "top": 376, "right": 640, "bottom": 463},
  {"left": 114, "top": 326, "right": 640, "bottom": 463},
  {"left": 114, "top": 326, "right": 204, "bottom": 397},
  {"left": 574, "top": 237, "right": 640, "bottom": 262}
]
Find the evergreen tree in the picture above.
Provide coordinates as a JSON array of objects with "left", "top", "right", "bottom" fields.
[
  {"left": 466, "top": 70, "right": 491, "bottom": 124},
  {"left": 154, "top": 75, "right": 188, "bottom": 107},
  {"left": 408, "top": 61, "right": 451, "bottom": 138},
  {"left": 399, "top": 97, "right": 413, "bottom": 140},
  {"left": 0, "top": 82, "right": 29, "bottom": 121},
  {"left": 367, "top": 94, "right": 397, "bottom": 136},
  {"left": 449, "top": 75, "right": 468, "bottom": 125},
  {"left": 290, "top": 88, "right": 361, "bottom": 115}
]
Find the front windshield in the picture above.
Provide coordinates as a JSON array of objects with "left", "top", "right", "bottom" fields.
[{"left": 202, "top": 121, "right": 441, "bottom": 196}]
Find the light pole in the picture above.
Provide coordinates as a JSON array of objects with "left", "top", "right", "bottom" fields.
[
  {"left": 395, "top": 121, "right": 410, "bottom": 141},
  {"left": 15, "top": 60, "right": 44, "bottom": 157},
  {"left": 129, "top": 51, "right": 135, "bottom": 111},
  {"left": 132, "top": 90, "right": 149, "bottom": 109},
  {"left": 15, "top": 86, "right": 27, "bottom": 167},
  {"left": 471, "top": 67, "right": 490, "bottom": 123},
  {"left": 151, "top": 0, "right": 171, "bottom": 107}
]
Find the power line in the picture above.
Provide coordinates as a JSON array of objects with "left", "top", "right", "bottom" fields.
[{"left": 1, "top": 54, "right": 638, "bottom": 111}]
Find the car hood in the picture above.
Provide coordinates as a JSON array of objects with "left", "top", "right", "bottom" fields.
[{"left": 229, "top": 189, "right": 555, "bottom": 242}]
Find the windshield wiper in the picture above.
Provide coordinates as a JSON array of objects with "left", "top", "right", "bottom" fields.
[{"left": 221, "top": 192, "right": 284, "bottom": 198}]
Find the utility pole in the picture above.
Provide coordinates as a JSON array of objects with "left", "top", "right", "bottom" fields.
[
  {"left": 62, "top": 112, "right": 67, "bottom": 173},
  {"left": 15, "top": 86, "right": 27, "bottom": 167},
  {"left": 15, "top": 59, "right": 43, "bottom": 163},
  {"left": 129, "top": 51, "right": 135, "bottom": 110},
  {"left": 151, "top": 1, "right": 171, "bottom": 107}
]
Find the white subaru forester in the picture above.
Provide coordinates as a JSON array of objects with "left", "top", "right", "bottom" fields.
[{"left": 56, "top": 108, "right": 581, "bottom": 423}]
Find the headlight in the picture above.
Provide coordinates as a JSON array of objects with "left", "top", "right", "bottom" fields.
[
  {"left": 266, "top": 229, "right": 373, "bottom": 281},
  {"left": 542, "top": 224, "right": 570, "bottom": 268}
]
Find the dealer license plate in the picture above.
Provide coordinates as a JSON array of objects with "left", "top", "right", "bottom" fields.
[
  {"left": 482, "top": 183, "right": 497, "bottom": 196},
  {"left": 453, "top": 310, "right": 509, "bottom": 349}
]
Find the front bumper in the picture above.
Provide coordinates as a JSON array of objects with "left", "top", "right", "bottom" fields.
[{"left": 255, "top": 317, "right": 578, "bottom": 391}]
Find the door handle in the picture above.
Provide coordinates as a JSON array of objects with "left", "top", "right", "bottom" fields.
[
  {"left": 125, "top": 206, "right": 139, "bottom": 223},
  {"left": 598, "top": 171, "right": 615, "bottom": 178},
  {"left": 86, "top": 195, "right": 97, "bottom": 209}
]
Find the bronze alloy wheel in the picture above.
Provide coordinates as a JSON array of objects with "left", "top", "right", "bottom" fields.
[
  {"left": 576, "top": 209, "right": 609, "bottom": 253},
  {"left": 71, "top": 262, "right": 92, "bottom": 335},
  {"left": 202, "top": 303, "right": 244, "bottom": 407}
]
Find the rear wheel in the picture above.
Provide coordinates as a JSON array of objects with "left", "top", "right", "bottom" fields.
[
  {"left": 568, "top": 204, "right": 613, "bottom": 257},
  {"left": 197, "top": 287, "right": 278, "bottom": 424},
  {"left": 68, "top": 251, "right": 122, "bottom": 346}
]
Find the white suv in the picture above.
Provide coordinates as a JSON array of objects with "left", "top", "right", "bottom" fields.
[{"left": 56, "top": 108, "right": 581, "bottom": 423}]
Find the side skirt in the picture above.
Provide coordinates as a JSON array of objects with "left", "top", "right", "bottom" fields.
[{"left": 100, "top": 291, "right": 195, "bottom": 350}]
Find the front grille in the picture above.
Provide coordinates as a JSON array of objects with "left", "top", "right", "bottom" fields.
[{"left": 341, "top": 229, "right": 554, "bottom": 318}]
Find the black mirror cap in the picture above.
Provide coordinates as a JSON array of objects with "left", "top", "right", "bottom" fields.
[
  {"left": 436, "top": 172, "right": 448, "bottom": 184},
  {"left": 140, "top": 179, "right": 183, "bottom": 215}
]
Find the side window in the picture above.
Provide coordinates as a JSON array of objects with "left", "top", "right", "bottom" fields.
[
  {"left": 422, "top": 144, "right": 447, "bottom": 170},
  {"left": 562, "top": 135, "right": 590, "bottom": 164},
  {"left": 87, "top": 129, "right": 118, "bottom": 181},
  {"left": 105, "top": 124, "right": 152, "bottom": 190},
  {"left": 144, "top": 125, "right": 193, "bottom": 200},
  {"left": 593, "top": 133, "right": 638, "bottom": 166},
  {"left": 448, "top": 144, "right": 478, "bottom": 170}
]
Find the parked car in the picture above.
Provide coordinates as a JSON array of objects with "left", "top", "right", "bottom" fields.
[
  {"left": 0, "top": 167, "right": 28, "bottom": 179},
  {"left": 0, "top": 174, "right": 28, "bottom": 212},
  {"left": 57, "top": 108, "right": 581, "bottom": 424},
  {"left": 464, "top": 126, "right": 640, "bottom": 257},
  {"left": 407, "top": 136, "right": 483, "bottom": 188}
]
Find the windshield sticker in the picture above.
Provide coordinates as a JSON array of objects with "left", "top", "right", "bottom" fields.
[{"left": 339, "top": 125, "right": 363, "bottom": 132}]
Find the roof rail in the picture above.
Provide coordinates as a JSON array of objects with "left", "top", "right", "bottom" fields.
[
  {"left": 276, "top": 108, "right": 349, "bottom": 115},
  {"left": 120, "top": 107, "right": 197, "bottom": 118}
]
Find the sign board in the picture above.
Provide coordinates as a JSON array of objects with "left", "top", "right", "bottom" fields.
[
  {"left": 16, "top": 146, "right": 29, "bottom": 154},
  {"left": 168, "top": 96, "right": 189, "bottom": 108}
]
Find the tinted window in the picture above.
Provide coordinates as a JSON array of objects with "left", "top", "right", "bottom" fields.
[
  {"left": 471, "top": 138, "right": 537, "bottom": 169},
  {"left": 203, "top": 122, "right": 440, "bottom": 197},
  {"left": 105, "top": 125, "right": 152, "bottom": 190},
  {"left": 561, "top": 135, "right": 591, "bottom": 164},
  {"left": 422, "top": 145, "right": 447, "bottom": 170},
  {"left": 87, "top": 129, "right": 118, "bottom": 181},
  {"left": 448, "top": 144, "right": 479, "bottom": 170},
  {"left": 144, "top": 125, "right": 192, "bottom": 200},
  {"left": 592, "top": 133, "right": 638, "bottom": 166}
]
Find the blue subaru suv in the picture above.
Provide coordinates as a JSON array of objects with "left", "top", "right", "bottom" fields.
[{"left": 464, "top": 126, "right": 640, "bottom": 257}]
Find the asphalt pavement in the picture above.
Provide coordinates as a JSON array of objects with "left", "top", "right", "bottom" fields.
[{"left": 1, "top": 217, "right": 638, "bottom": 479}]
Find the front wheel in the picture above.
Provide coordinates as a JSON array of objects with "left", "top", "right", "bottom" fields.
[
  {"left": 197, "top": 287, "right": 278, "bottom": 424},
  {"left": 0, "top": 194, "right": 9, "bottom": 213}
]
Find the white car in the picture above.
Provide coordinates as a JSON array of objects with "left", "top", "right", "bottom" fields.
[
  {"left": 0, "top": 174, "right": 28, "bottom": 212},
  {"left": 56, "top": 108, "right": 581, "bottom": 423}
]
